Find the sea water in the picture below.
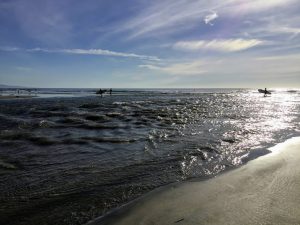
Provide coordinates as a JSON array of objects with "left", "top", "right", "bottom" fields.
[{"left": 0, "top": 88, "right": 299, "bottom": 225}]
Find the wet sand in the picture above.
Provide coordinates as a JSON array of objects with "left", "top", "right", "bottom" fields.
[{"left": 88, "top": 137, "right": 300, "bottom": 225}]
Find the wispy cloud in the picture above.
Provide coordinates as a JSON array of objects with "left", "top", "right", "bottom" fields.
[
  {"left": 204, "top": 11, "right": 218, "bottom": 25},
  {"left": 227, "top": 0, "right": 296, "bottom": 14},
  {"left": 139, "top": 61, "right": 207, "bottom": 76},
  {"left": 173, "top": 39, "right": 264, "bottom": 52},
  {"left": 119, "top": 0, "right": 213, "bottom": 39},
  {"left": 0, "top": 46, "right": 20, "bottom": 51},
  {"left": 255, "top": 53, "right": 300, "bottom": 62},
  {"left": 140, "top": 52, "right": 300, "bottom": 80},
  {"left": 0, "top": 47, "right": 160, "bottom": 61},
  {"left": 252, "top": 25, "right": 300, "bottom": 39},
  {"left": 139, "top": 64, "right": 161, "bottom": 70},
  {"left": 118, "top": 0, "right": 296, "bottom": 39},
  {"left": 30, "top": 48, "right": 161, "bottom": 61},
  {"left": 2, "top": 0, "right": 73, "bottom": 45}
]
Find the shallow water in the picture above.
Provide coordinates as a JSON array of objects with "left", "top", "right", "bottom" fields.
[
  {"left": 91, "top": 137, "right": 300, "bottom": 225},
  {"left": 0, "top": 88, "right": 299, "bottom": 225}
]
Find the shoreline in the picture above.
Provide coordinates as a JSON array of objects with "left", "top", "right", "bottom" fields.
[
  {"left": 0, "top": 95, "right": 36, "bottom": 99},
  {"left": 88, "top": 136, "right": 300, "bottom": 225}
]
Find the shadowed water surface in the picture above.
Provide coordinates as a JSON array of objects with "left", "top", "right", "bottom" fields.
[{"left": 0, "top": 88, "right": 299, "bottom": 225}]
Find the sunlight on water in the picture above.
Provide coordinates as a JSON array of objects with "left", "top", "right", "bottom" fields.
[{"left": 0, "top": 88, "right": 299, "bottom": 225}]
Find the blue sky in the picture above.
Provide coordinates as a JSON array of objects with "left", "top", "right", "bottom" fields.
[{"left": 0, "top": 0, "right": 300, "bottom": 88}]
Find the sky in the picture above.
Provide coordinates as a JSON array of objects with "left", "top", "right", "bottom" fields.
[{"left": 0, "top": 0, "right": 300, "bottom": 88}]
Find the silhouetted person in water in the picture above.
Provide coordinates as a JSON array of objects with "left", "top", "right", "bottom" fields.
[
  {"left": 264, "top": 88, "right": 268, "bottom": 97},
  {"left": 109, "top": 88, "right": 112, "bottom": 95},
  {"left": 96, "top": 89, "right": 103, "bottom": 97}
]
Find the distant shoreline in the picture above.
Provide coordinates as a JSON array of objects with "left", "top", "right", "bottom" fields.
[{"left": 0, "top": 95, "right": 36, "bottom": 100}]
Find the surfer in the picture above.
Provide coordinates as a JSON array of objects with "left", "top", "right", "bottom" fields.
[
  {"left": 258, "top": 88, "right": 271, "bottom": 96},
  {"left": 96, "top": 89, "right": 103, "bottom": 97},
  {"left": 264, "top": 88, "right": 268, "bottom": 97}
]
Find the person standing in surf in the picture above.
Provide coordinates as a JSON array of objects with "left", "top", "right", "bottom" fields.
[{"left": 264, "top": 88, "right": 268, "bottom": 97}]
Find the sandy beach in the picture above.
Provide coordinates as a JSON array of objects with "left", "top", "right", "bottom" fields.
[{"left": 89, "top": 137, "right": 300, "bottom": 225}]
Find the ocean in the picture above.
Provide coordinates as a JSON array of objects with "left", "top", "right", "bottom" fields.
[{"left": 0, "top": 88, "right": 299, "bottom": 225}]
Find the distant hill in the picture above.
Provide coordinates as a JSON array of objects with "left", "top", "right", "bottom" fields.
[{"left": 0, "top": 84, "right": 26, "bottom": 88}]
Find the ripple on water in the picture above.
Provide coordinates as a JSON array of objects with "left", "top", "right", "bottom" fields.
[
  {"left": 81, "top": 136, "right": 136, "bottom": 144},
  {"left": 0, "top": 159, "right": 18, "bottom": 170},
  {"left": 0, "top": 131, "right": 57, "bottom": 145}
]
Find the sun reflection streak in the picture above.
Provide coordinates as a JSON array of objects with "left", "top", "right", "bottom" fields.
[{"left": 178, "top": 89, "right": 300, "bottom": 178}]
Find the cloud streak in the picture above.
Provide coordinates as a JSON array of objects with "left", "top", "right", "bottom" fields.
[
  {"left": 204, "top": 11, "right": 218, "bottom": 25},
  {"left": 139, "top": 61, "right": 207, "bottom": 76},
  {"left": 174, "top": 39, "right": 264, "bottom": 52},
  {"left": 0, "top": 47, "right": 160, "bottom": 61},
  {"left": 140, "top": 52, "right": 300, "bottom": 81},
  {"left": 118, "top": 0, "right": 296, "bottom": 39}
]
